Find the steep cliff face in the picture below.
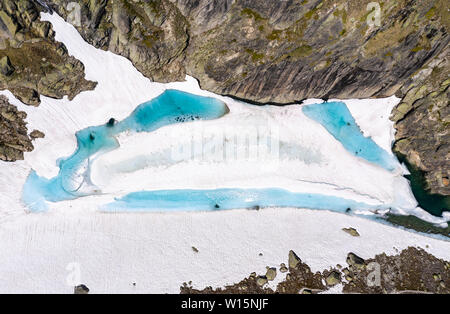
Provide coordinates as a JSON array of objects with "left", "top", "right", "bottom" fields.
[
  {"left": 392, "top": 48, "right": 449, "bottom": 195},
  {"left": 50, "top": 0, "right": 190, "bottom": 82},
  {"left": 0, "top": 0, "right": 96, "bottom": 106},
  {"left": 182, "top": 0, "right": 449, "bottom": 103}
]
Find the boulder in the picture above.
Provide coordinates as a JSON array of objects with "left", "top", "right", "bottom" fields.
[
  {"left": 279, "top": 263, "right": 288, "bottom": 273},
  {"left": 256, "top": 276, "right": 268, "bottom": 287},
  {"left": 288, "top": 250, "right": 301, "bottom": 269},
  {"left": 325, "top": 271, "right": 341, "bottom": 286}
]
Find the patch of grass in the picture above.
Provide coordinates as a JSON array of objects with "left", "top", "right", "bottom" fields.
[{"left": 266, "top": 30, "right": 282, "bottom": 41}]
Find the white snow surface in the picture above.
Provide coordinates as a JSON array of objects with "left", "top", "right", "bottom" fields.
[{"left": 0, "top": 13, "right": 449, "bottom": 293}]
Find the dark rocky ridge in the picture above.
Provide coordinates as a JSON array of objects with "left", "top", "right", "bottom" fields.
[
  {"left": 0, "top": 0, "right": 96, "bottom": 106},
  {"left": 0, "top": 95, "right": 42, "bottom": 161},
  {"left": 46, "top": 0, "right": 449, "bottom": 197},
  {"left": 181, "top": 247, "right": 450, "bottom": 294}
]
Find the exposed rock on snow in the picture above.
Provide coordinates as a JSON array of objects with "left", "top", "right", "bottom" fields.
[
  {"left": 280, "top": 264, "right": 288, "bottom": 273},
  {"left": 342, "top": 227, "right": 360, "bottom": 237},
  {"left": 256, "top": 276, "right": 268, "bottom": 287},
  {"left": 346, "top": 253, "right": 365, "bottom": 270}
]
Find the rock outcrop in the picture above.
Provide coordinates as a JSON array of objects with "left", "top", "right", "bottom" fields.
[
  {"left": 0, "top": 0, "right": 96, "bottom": 105},
  {"left": 49, "top": 0, "right": 190, "bottom": 83},
  {"left": 392, "top": 47, "right": 449, "bottom": 195}
]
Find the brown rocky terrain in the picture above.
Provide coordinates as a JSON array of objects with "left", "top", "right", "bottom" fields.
[
  {"left": 181, "top": 247, "right": 450, "bottom": 294},
  {"left": 46, "top": 0, "right": 449, "bottom": 197}
]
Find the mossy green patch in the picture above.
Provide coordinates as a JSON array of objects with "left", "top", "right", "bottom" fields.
[
  {"left": 288, "top": 45, "right": 313, "bottom": 59},
  {"left": 245, "top": 48, "right": 264, "bottom": 62}
]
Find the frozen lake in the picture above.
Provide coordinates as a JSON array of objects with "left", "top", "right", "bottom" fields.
[{"left": 21, "top": 88, "right": 418, "bottom": 222}]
